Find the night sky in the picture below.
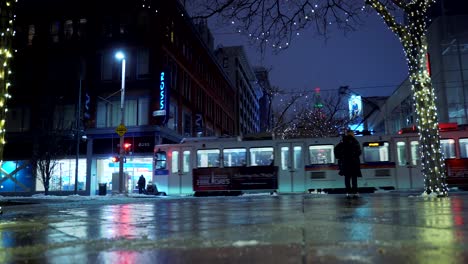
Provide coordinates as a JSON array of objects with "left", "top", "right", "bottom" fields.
[{"left": 213, "top": 13, "right": 408, "bottom": 98}]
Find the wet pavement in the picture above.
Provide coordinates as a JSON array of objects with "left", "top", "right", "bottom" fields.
[{"left": 1, "top": 191, "right": 468, "bottom": 263}]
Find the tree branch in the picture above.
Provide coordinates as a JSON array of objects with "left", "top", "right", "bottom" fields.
[{"left": 365, "top": 0, "right": 406, "bottom": 39}]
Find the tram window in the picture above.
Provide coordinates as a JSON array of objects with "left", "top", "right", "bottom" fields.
[
  {"left": 293, "top": 146, "right": 302, "bottom": 169},
  {"left": 308, "top": 145, "right": 334, "bottom": 164},
  {"left": 155, "top": 150, "right": 167, "bottom": 169},
  {"left": 410, "top": 141, "right": 420, "bottom": 166},
  {"left": 281, "top": 147, "right": 289, "bottom": 170},
  {"left": 171, "top": 151, "right": 179, "bottom": 173},
  {"left": 183, "top": 150, "right": 190, "bottom": 172},
  {"left": 396, "top": 142, "right": 407, "bottom": 166},
  {"left": 440, "top": 139, "right": 456, "bottom": 159},
  {"left": 197, "top": 149, "right": 220, "bottom": 168},
  {"left": 223, "top": 148, "right": 246, "bottom": 167},
  {"left": 461, "top": 138, "right": 468, "bottom": 158},
  {"left": 363, "top": 142, "right": 389, "bottom": 162},
  {"left": 250, "top": 147, "right": 274, "bottom": 166}
]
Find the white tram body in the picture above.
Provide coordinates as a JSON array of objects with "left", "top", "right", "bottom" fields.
[{"left": 153, "top": 127, "right": 468, "bottom": 196}]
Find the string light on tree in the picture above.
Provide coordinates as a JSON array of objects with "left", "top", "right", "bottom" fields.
[{"left": 0, "top": 0, "right": 18, "bottom": 162}]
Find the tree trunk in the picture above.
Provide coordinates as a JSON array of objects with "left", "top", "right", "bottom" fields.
[
  {"left": 406, "top": 36, "right": 448, "bottom": 196},
  {"left": 44, "top": 178, "right": 50, "bottom": 196}
]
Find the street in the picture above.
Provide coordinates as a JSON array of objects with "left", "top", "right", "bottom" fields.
[{"left": 1, "top": 192, "right": 468, "bottom": 263}]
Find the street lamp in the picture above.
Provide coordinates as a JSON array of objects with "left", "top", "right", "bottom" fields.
[{"left": 115, "top": 51, "right": 126, "bottom": 195}]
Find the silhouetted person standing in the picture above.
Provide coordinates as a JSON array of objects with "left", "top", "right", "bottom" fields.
[
  {"left": 339, "top": 131, "right": 362, "bottom": 198},
  {"left": 137, "top": 175, "right": 146, "bottom": 194}
]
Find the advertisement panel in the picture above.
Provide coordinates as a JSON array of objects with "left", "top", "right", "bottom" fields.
[
  {"left": 193, "top": 166, "right": 278, "bottom": 191},
  {"left": 445, "top": 158, "right": 468, "bottom": 187},
  {"left": 348, "top": 94, "right": 362, "bottom": 120}
]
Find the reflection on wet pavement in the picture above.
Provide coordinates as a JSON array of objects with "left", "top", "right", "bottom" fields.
[{"left": 1, "top": 193, "right": 468, "bottom": 263}]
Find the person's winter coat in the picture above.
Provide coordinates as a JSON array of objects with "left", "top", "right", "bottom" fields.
[
  {"left": 334, "top": 141, "right": 345, "bottom": 176},
  {"left": 340, "top": 135, "right": 362, "bottom": 177},
  {"left": 138, "top": 175, "right": 146, "bottom": 187}
]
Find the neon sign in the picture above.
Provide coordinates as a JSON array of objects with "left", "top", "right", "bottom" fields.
[
  {"left": 154, "top": 71, "right": 167, "bottom": 116},
  {"left": 159, "top": 72, "right": 165, "bottom": 110}
]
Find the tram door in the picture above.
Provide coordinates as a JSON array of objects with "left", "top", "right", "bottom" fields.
[
  {"left": 277, "top": 142, "right": 305, "bottom": 193},
  {"left": 393, "top": 136, "right": 424, "bottom": 190},
  {"left": 167, "top": 147, "right": 193, "bottom": 195}
]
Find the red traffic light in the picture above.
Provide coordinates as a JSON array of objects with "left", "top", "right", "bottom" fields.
[
  {"left": 124, "top": 143, "right": 132, "bottom": 150},
  {"left": 111, "top": 156, "right": 120, "bottom": 162}
]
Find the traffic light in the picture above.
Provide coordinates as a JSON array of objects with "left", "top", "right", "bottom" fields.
[
  {"left": 111, "top": 156, "right": 120, "bottom": 162},
  {"left": 124, "top": 143, "right": 132, "bottom": 155}
]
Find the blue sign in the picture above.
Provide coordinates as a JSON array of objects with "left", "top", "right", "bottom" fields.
[
  {"left": 154, "top": 169, "right": 169, "bottom": 176},
  {"left": 0, "top": 161, "right": 33, "bottom": 192},
  {"left": 154, "top": 71, "right": 167, "bottom": 117}
]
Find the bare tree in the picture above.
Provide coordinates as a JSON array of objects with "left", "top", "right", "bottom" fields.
[
  {"left": 189, "top": 0, "right": 448, "bottom": 197},
  {"left": 32, "top": 98, "right": 73, "bottom": 195},
  {"left": 269, "top": 90, "right": 305, "bottom": 137},
  {"left": 274, "top": 91, "right": 350, "bottom": 138}
]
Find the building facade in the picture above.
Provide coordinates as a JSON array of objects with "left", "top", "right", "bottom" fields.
[
  {"left": 254, "top": 66, "right": 273, "bottom": 132},
  {"left": 215, "top": 46, "right": 263, "bottom": 136},
  {"left": 4, "top": 0, "right": 238, "bottom": 195}
]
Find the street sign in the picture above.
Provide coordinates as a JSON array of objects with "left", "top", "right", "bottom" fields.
[{"left": 115, "top": 124, "right": 127, "bottom": 137}]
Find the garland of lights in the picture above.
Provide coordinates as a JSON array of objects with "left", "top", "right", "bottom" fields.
[{"left": 0, "top": 0, "right": 17, "bottom": 163}]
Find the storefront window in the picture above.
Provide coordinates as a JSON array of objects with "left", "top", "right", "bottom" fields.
[
  {"left": 95, "top": 157, "right": 153, "bottom": 192},
  {"left": 37, "top": 158, "right": 87, "bottom": 191}
]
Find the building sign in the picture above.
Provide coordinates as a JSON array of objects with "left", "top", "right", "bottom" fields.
[
  {"left": 153, "top": 72, "right": 167, "bottom": 117},
  {"left": 0, "top": 161, "right": 33, "bottom": 192},
  {"left": 195, "top": 113, "right": 204, "bottom": 133},
  {"left": 153, "top": 71, "right": 169, "bottom": 124}
]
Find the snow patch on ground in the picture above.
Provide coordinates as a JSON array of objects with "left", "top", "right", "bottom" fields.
[
  {"left": 232, "top": 240, "right": 260, "bottom": 247},
  {"left": 408, "top": 191, "right": 449, "bottom": 198},
  {"left": 0, "top": 193, "right": 165, "bottom": 201},
  {"left": 241, "top": 192, "right": 275, "bottom": 197},
  {"left": 308, "top": 190, "right": 327, "bottom": 194}
]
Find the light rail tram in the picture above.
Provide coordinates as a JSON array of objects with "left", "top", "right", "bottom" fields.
[{"left": 153, "top": 124, "right": 468, "bottom": 195}]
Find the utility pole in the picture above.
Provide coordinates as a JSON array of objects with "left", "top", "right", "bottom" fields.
[{"left": 74, "top": 78, "right": 82, "bottom": 194}]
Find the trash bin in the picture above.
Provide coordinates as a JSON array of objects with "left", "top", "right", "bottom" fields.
[{"left": 98, "top": 183, "right": 107, "bottom": 196}]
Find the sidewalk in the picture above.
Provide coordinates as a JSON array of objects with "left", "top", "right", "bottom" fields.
[{"left": 0, "top": 191, "right": 468, "bottom": 263}]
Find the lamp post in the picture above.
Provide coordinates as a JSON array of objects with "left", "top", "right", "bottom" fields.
[{"left": 115, "top": 51, "right": 126, "bottom": 195}]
